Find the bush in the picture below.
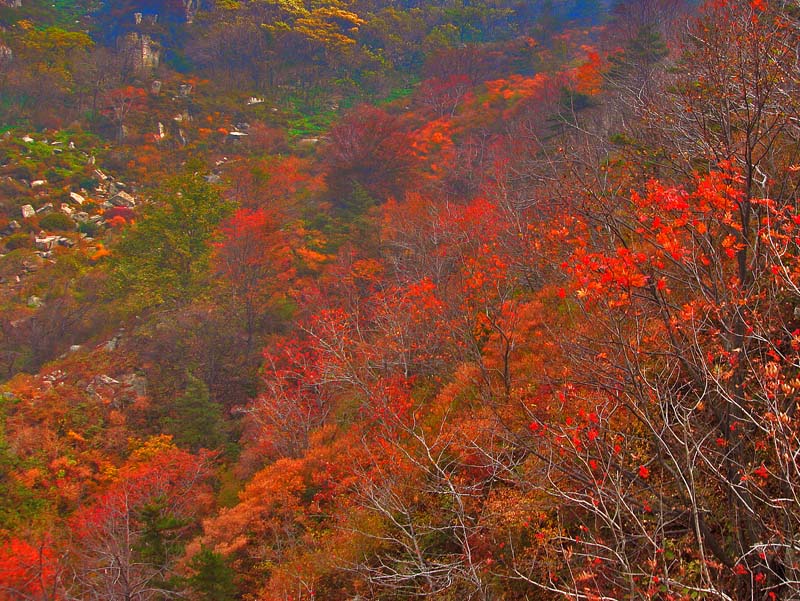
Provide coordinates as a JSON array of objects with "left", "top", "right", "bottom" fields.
[
  {"left": 4, "top": 232, "right": 31, "bottom": 250},
  {"left": 38, "top": 212, "right": 75, "bottom": 232},
  {"left": 103, "top": 207, "right": 135, "bottom": 222},
  {"left": 78, "top": 221, "right": 99, "bottom": 237}
]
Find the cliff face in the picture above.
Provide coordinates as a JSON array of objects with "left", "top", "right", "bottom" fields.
[{"left": 118, "top": 31, "right": 161, "bottom": 71}]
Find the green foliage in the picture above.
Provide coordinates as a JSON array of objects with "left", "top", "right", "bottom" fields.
[
  {"left": 186, "top": 547, "right": 239, "bottom": 601},
  {"left": 77, "top": 221, "right": 99, "bottom": 237},
  {"left": 38, "top": 211, "right": 74, "bottom": 232},
  {"left": 4, "top": 232, "right": 31, "bottom": 250},
  {"left": 109, "top": 172, "right": 233, "bottom": 313},
  {"left": 164, "top": 374, "right": 226, "bottom": 452},
  {"left": 136, "top": 498, "right": 188, "bottom": 567}
]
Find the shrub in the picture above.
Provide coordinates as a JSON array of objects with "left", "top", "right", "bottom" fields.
[
  {"left": 4, "top": 232, "right": 31, "bottom": 250},
  {"left": 103, "top": 207, "right": 135, "bottom": 222},
  {"left": 78, "top": 221, "right": 99, "bottom": 237},
  {"left": 38, "top": 212, "right": 75, "bottom": 232}
]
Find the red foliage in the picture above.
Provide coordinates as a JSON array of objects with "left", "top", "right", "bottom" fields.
[
  {"left": 325, "top": 105, "right": 417, "bottom": 200},
  {"left": 0, "top": 537, "right": 60, "bottom": 601}
]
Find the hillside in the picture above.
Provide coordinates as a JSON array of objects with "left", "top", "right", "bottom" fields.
[{"left": 3, "top": 1, "right": 800, "bottom": 600}]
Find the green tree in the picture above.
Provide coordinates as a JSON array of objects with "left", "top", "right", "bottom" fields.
[
  {"left": 186, "top": 547, "right": 239, "bottom": 601},
  {"left": 109, "top": 171, "right": 233, "bottom": 314},
  {"left": 165, "top": 373, "right": 226, "bottom": 451}
]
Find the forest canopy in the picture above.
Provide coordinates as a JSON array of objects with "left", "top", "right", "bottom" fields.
[{"left": 3, "top": 0, "right": 800, "bottom": 600}]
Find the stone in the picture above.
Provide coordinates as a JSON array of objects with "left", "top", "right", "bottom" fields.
[
  {"left": 27, "top": 295, "right": 42, "bottom": 308},
  {"left": 30, "top": 179, "right": 46, "bottom": 188},
  {"left": 93, "top": 169, "right": 108, "bottom": 181},
  {"left": 0, "top": 44, "right": 12, "bottom": 65},
  {"left": 60, "top": 204, "right": 73, "bottom": 215},
  {"left": 204, "top": 173, "right": 221, "bottom": 184},
  {"left": 5, "top": 221, "right": 20, "bottom": 233},
  {"left": 157, "top": 122, "right": 166, "bottom": 139},
  {"left": 72, "top": 212, "right": 89, "bottom": 223},
  {"left": 109, "top": 191, "right": 136, "bottom": 208},
  {"left": 104, "top": 335, "right": 121, "bottom": 352},
  {"left": 58, "top": 238, "right": 75, "bottom": 248},
  {"left": 179, "top": 83, "right": 193, "bottom": 97},
  {"left": 34, "top": 235, "right": 58, "bottom": 251},
  {"left": 69, "top": 192, "right": 85, "bottom": 205},
  {"left": 69, "top": 344, "right": 82, "bottom": 353},
  {"left": 119, "top": 32, "right": 160, "bottom": 71},
  {"left": 120, "top": 372, "right": 147, "bottom": 398},
  {"left": 21, "top": 204, "right": 35, "bottom": 219},
  {"left": 35, "top": 203, "right": 53, "bottom": 214},
  {"left": 247, "top": 97, "right": 265, "bottom": 105},
  {"left": 21, "top": 135, "right": 34, "bottom": 143},
  {"left": 151, "top": 80, "right": 162, "bottom": 95}
]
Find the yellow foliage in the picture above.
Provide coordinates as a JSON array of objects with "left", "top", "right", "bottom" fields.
[{"left": 128, "top": 434, "right": 177, "bottom": 462}]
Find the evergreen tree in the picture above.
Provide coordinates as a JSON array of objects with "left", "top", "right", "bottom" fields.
[
  {"left": 186, "top": 547, "right": 239, "bottom": 601},
  {"left": 166, "top": 373, "right": 226, "bottom": 451}
]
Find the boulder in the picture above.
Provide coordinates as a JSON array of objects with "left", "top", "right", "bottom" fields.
[
  {"left": 69, "top": 192, "right": 85, "bottom": 205},
  {"left": 1, "top": 221, "right": 21, "bottom": 236},
  {"left": 109, "top": 191, "right": 136, "bottom": 208},
  {"left": 20, "top": 204, "right": 35, "bottom": 219},
  {"left": 34, "top": 235, "right": 58, "bottom": 251}
]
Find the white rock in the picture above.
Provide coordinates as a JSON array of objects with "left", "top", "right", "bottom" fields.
[
  {"left": 34, "top": 236, "right": 59, "bottom": 251},
  {"left": 21, "top": 205, "right": 35, "bottom": 219},
  {"left": 69, "top": 192, "right": 85, "bottom": 205},
  {"left": 109, "top": 191, "right": 136, "bottom": 208}
]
